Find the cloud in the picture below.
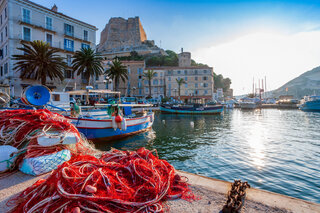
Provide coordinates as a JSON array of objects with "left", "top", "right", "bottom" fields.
[{"left": 192, "top": 31, "right": 320, "bottom": 95}]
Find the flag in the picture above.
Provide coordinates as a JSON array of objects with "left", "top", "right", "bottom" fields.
[{"left": 285, "top": 87, "right": 288, "bottom": 92}]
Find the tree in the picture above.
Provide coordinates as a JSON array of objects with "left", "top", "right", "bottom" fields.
[
  {"left": 176, "top": 78, "right": 186, "bottom": 98},
  {"left": 105, "top": 58, "right": 128, "bottom": 91},
  {"left": 72, "top": 47, "right": 104, "bottom": 85},
  {"left": 13, "top": 40, "right": 67, "bottom": 85},
  {"left": 143, "top": 70, "right": 156, "bottom": 98}
]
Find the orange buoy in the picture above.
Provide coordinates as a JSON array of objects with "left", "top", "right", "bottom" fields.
[
  {"left": 85, "top": 185, "right": 97, "bottom": 193},
  {"left": 72, "top": 207, "right": 81, "bottom": 213},
  {"left": 115, "top": 115, "right": 123, "bottom": 123}
]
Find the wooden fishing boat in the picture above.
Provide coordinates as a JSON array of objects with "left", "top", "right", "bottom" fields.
[
  {"left": 66, "top": 112, "right": 154, "bottom": 142},
  {"left": 160, "top": 104, "right": 223, "bottom": 114}
]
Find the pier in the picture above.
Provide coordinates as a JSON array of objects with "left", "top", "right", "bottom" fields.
[{"left": 1, "top": 171, "right": 319, "bottom": 212}]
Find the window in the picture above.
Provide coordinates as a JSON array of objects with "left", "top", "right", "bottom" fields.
[
  {"left": 0, "top": 15, "right": 2, "bottom": 25},
  {"left": 160, "top": 79, "right": 163, "bottom": 85},
  {"left": 66, "top": 55, "right": 72, "bottom": 66},
  {"left": 177, "top": 70, "right": 181, "bottom": 74},
  {"left": 185, "top": 83, "right": 188, "bottom": 88},
  {"left": 154, "top": 72, "right": 158, "bottom": 77},
  {"left": 81, "top": 43, "right": 90, "bottom": 49},
  {"left": 203, "top": 76, "right": 207, "bottom": 81},
  {"left": 194, "top": 70, "right": 198, "bottom": 74},
  {"left": 168, "top": 70, "right": 172, "bottom": 75},
  {"left": 5, "top": 26, "right": 7, "bottom": 37},
  {"left": 195, "top": 83, "right": 198, "bottom": 88},
  {"left": 22, "top": 8, "right": 31, "bottom": 23},
  {"left": 5, "top": 45, "right": 7, "bottom": 56},
  {"left": 1, "top": 32, "right": 2, "bottom": 43},
  {"left": 52, "top": 94, "right": 60, "bottom": 101},
  {"left": 203, "top": 83, "right": 208, "bottom": 87},
  {"left": 138, "top": 68, "right": 143, "bottom": 75},
  {"left": 64, "top": 70, "right": 73, "bottom": 79},
  {"left": 84, "top": 30, "right": 88, "bottom": 41},
  {"left": 64, "top": 24, "right": 74, "bottom": 37},
  {"left": 96, "top": 74, "right": 99, "bottom": 81},
  {"left": 195, "top": 76, "right": 198, "bottom": 81},
  {"left": 46, "top": 17, "right": 52, "bottom": 30},
  {"left": 195, "top": 90, "right": 198, "bottom": 95},
  {"left": 203, "top": 70, "right": 207, "bottom": 74},
  {"left": 4, "top": 63, "right": 8, "bottom": 74},
  {"left": 160, "top": 72, "right": 163, "bottom": 77},
  {"left": 154, "top": 87, "right": 158, "bottom": 93},
  {"left": 23, "top": 27, "right": 31, "bottom": 41},
  {"left": 184, "top": 70, "right": 188, "bottom": 75},
  {"left": 46, "top": 33, "right": 53, "bottom": 46},
  {"left": 145, "top": 88, "right": 149, "bottom": 93},
  {"left": 4, "top": 8, "right": 7, "bottom": 18},
  {"left": 138, "top": 82, "right": 142, "bottom": 88},
  {"left": 153, "top": 79, "right": 158, "bottom": 85},
  {"left": 64, "top": 39, "right": 74, "bottom": 51},
  {"left": 0, "top": 66, "right": 2, "bottom": 76},
  {"left": 160, "top": 87, "right": 164, "bottom": 92},
  {"left": 184, "top": 77, "right": 187, "bottom": 81},
  {"left": 204, "top": 90, "right": 208, "bottom": 94},
  {"left": 185, "top": 91, "right": 188, "bottom": 95},
  {"left": 168, "top": 77, "right": 171, "bottom": 81}
]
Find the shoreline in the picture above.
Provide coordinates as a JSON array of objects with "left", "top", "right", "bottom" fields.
[{"left": 0, "top": 171, "right": 319, "bottom": 212}]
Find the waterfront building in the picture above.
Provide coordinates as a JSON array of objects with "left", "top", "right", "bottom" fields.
[
  {"left": 102, "top": 60, "right": 145, "bottom": 97},
  {"left": 0, "top": 0, "right": 97, "bottom": 96},
  {"left": 143, "top": 68, "right": 165, "bottom": 99},
  {"left": 146, "top": 51, "right": 214, "bottom": 103}
]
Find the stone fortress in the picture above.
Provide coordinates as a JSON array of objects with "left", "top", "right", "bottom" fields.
[{"left": 97, "top": 16, "right": 165, "bottom": 58}]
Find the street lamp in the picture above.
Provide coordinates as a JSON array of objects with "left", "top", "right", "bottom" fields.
[{"left": 132, "top": 87, "right": 136, "bottom": 97}]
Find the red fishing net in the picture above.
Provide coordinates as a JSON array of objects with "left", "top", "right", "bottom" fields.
[
  {"left": 8, "top": 148, "right": 195, "bottom": 212},
  {"left": 0, "top": 109, "right": 97, "bottom": 174}
]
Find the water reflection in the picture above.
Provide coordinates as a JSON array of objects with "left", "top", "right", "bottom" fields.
[{"left": 95, "top": 109, "right": 320, "bottom": 203}]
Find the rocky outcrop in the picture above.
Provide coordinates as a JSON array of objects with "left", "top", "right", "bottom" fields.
[{"left": 98, "top": 17, "right": 147, "bottom": 52}]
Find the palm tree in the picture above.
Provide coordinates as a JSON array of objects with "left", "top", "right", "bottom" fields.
[
  {"left": 72, "top": 47, "right": 104, "bottom": 85},
  {"left": 12, "top": 40, "right": 67, "bottom": 85},
  {"left": 176, "top": 78, "right": 186, "bottom": 98},
  {"left": 143, "top": 70, "right": 156, "bottom": 98},
  {"left": 105, "top": 58, "right": 128, "bottom": 91}
]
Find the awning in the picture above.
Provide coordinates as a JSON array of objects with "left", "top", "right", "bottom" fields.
[{"left": 66, "top": 89, "right": 121, "bottom": 95}]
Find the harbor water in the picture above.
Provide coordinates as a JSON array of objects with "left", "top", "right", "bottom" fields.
[{"left": 94, "top": 109, "right": 320, "bottom": 203}]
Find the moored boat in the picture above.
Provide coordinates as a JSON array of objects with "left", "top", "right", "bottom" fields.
[
  {"left": 239, "top": 97, "right": 260, "bottom": 109},
  {"left": 66, "top": 111, "right": 154, "bottom": 142},
  {"left": 160, "top": 103, "right": 223, "bottom": 114},
  {"left": 299, "top": 96, "right": 320, "bottom": 112}
]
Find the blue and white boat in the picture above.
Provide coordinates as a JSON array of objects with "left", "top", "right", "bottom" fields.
[
  {"left": 299, "top": 96, "right": 320, "bottom": 112},
  {"left": 160, "top": 104, "right": 223, "bottom": 114},
  {"left": 66, "top": 111, "right": 154, "bottom": 142}
]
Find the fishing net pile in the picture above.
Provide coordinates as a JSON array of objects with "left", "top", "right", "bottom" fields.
[
  {"left": 8, "top": 148, "right": 195, "bottom": 213},
  {"left": 0, "top": 109, "right": 98, "bottom": 176}
]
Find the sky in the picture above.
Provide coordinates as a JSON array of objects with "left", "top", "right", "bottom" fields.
[{"left": 32, "top": 0, "right": 320, "bottom": 95}]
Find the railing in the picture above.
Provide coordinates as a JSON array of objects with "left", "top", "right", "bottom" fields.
[{"left": 17, "top": 16, "right": 57, "bottom": 33}]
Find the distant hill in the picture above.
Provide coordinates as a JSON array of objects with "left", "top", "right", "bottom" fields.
[{"left": 272, "top": 66, "right": 320, "bottom": 98}]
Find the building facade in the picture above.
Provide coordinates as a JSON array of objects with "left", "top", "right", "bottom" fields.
[
  {"left": 143, "top": 69, "right": 165, "bottom": 99},
  {"left": 0, "top": 0, "right": 97, "bottom": 96},
  {"left": 102, "top": 60, "right": 145, "bottom": 97}
]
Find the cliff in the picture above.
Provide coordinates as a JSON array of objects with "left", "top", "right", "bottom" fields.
[{"left": 98, "top": 16, "right": 147, "bottom": 52}]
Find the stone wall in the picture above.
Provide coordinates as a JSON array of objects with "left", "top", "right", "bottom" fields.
[{"left": 98, "top": 16, "right": 147, "bottom": 52}]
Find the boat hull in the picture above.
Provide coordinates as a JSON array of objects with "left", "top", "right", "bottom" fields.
[
  {"left": 66, "top": 113, "right": 154, "bottom": 142},
  {"left": 299, "top": 100, "right": 320, "bottom": 112},
  {"left": 240, "top": 103, "right": 257, "bottom": 109},
  {"left": 160, "top": 105, "right": 223, "bottom": 114}
]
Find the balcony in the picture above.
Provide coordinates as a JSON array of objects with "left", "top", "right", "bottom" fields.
[
  {"left": 19, "top": 38, "right": 74, "bottom": 54},
  {"left": 64, "top": 33, "right": 91, "bottom": 45},
  {"left": 18, "top": 16, "right": 56, "bottom": 34}
]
